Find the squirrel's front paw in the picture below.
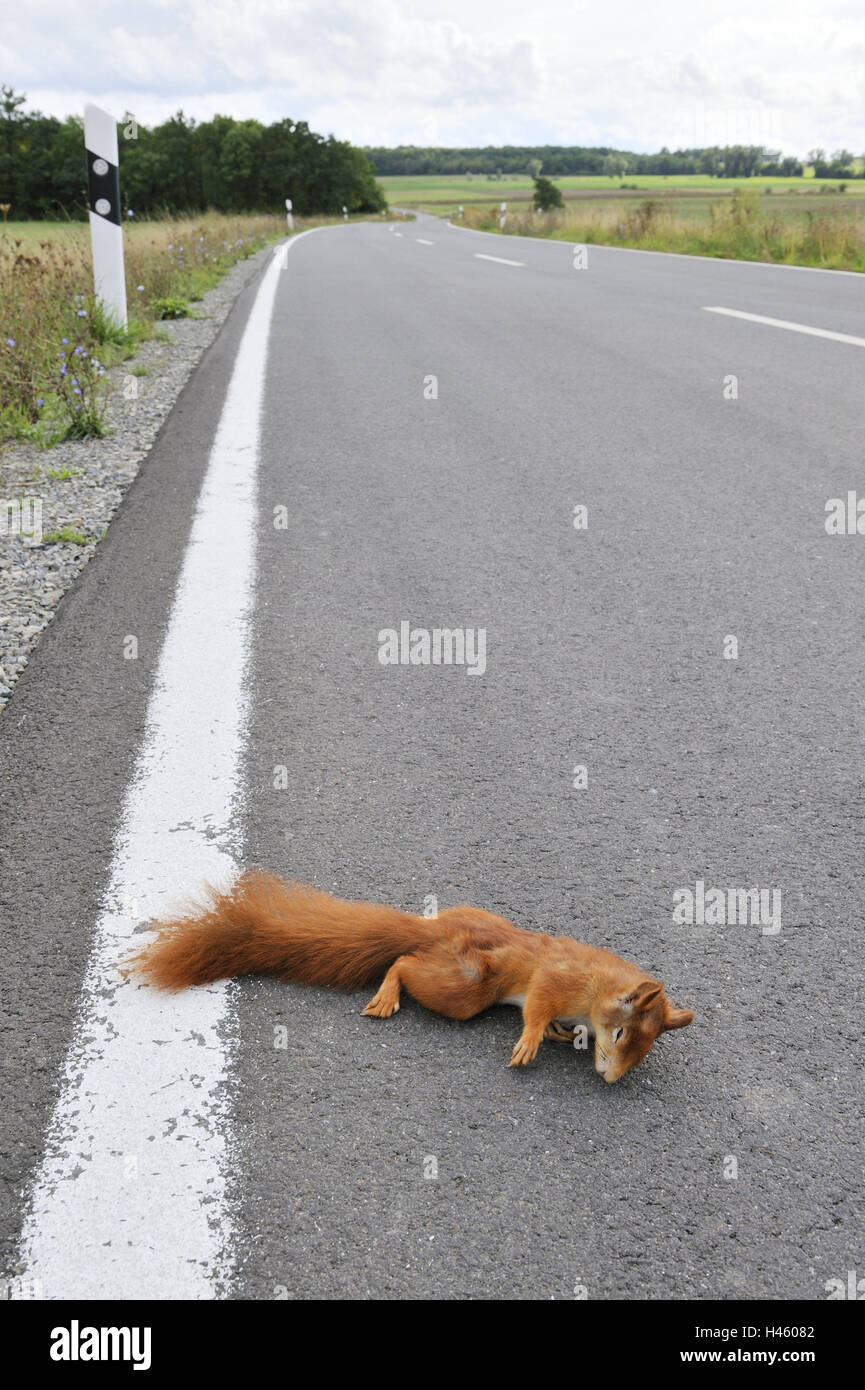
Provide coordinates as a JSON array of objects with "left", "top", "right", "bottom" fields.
[{"left": 508, "top": 1035, "right": 540, "bottom": 1067}]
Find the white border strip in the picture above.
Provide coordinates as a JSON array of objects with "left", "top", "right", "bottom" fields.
[{"left": 13, "top": 228, "right": 325, "bottom": 1301}]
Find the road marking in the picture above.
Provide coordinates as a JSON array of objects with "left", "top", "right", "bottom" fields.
[
  {"left": 12, "top": 226, "right": 324, "bottom": 1301},
  {"left": 394, "top": 231, "right": 403, "bottom": 237},
  {"left": 474, "top": 252, "right": 524, "bottom": 267},
  {"left": 702, "top": 306, "right": 865, "bottom": 347},
  {"left": 416, "top": 237, "right": 434, "bottom": 245}
]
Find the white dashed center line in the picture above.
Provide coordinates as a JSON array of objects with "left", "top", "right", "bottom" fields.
[
  {"left": 703, "top": 306, "right": 865, "bottom": 348},
  {"left": 474, "top": 252, "right": 525, "bottom": 267}
]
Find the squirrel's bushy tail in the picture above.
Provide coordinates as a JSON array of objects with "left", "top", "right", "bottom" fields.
[{"left": 128, "top": 871, "right": 436, "bottom": 992}]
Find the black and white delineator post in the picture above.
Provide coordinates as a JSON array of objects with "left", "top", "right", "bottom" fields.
[
  {"left": 499, "top": 201, "right": 507, "bottom": 230},
  {"left": 84, "top": 103, "right": 127, "bottom": 333},
  {"left": 285, "top": 197, "right": 294, "bottom": 231}
]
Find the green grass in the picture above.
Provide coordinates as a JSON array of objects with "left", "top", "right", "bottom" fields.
[
  {"left": 380, "top": 172, "right": 865, "bottom": 204},
  {"left": 41, "top": 526, "right": 89, "bottom": 545},
  {"left": 152, "top": 295, "right": 191, "bottom": 319}
]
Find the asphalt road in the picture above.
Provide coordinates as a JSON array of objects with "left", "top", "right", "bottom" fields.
[{"left": 1, "top": 213, "right": 863, "bottom": 1301}]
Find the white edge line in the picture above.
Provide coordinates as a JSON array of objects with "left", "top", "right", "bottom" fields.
[{"left": 12, "top": 225, "right": 331, "bottom": 1302}]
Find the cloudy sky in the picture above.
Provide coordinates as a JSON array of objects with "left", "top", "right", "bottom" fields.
[{"left": 4, "top": 0, "right": 864, "bottom": 154}]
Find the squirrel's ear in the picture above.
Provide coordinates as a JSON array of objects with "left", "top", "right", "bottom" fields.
[
  {"left": 663, "top": 1006, "right": 695, "bottom": 1031},
  {"left": 619, "top": 980, "right": 664, "bottom": 1013}
]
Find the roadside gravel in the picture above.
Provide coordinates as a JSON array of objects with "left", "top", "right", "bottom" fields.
[{"left": 0, "top": 240, "right": 275, "bottom": 711}]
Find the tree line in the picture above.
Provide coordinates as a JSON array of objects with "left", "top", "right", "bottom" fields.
[
  {"left": 364, "top": 143, "right": 863, "bottom": 180},
  {"left": 0, "top": 86, "right": 386, "bottom": 219}
]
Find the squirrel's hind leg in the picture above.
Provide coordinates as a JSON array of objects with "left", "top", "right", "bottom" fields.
[
  {"left": 365, "top": 941, "right": 498, "bottom": 1021},
  {"left": 544, "top": 1021, "right": 576, "bottom": 1043},
  {"left": 363, "top": 956, "right": 408, "bottom": 1017}
]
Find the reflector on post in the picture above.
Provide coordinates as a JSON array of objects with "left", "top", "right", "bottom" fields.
[{"left": 84, "top": 103, "right": 128, "bottom": 333}]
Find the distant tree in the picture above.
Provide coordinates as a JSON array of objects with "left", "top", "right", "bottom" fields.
[
  {"left": 362, "top": 141, "right": 815, "bottom": 181},
  {"left": 46, "top": 115, "right": 87, "bottom": 215},
  {"left": 218, "top": 120, "right": 264, "bottom": 209},
  {"left": 0, "top": 91, "right": 385, "bottom": 218},
  {"left": 696, "top": 147, "right": 717, "bottom": 176},
  {"left": 656, "top": 146, "right": 674, "bottom": 175},
  {"left": 193, "top": 114, "right": 238, "bottom": 209},
  {"left": 0, "top": 84, "right": 27, "bottom": 206},
  {"left": 826, "top": 148, "right": 854, "bottom": 177},
  {"left": 527, "top": 157, "right": 542, "bottom": 179},
  {"left": 533, "top": 175, "right": 564, "bottom": 211}
]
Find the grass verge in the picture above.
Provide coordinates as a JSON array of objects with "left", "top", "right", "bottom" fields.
[{"left": 454, "top": 190, "right": 864, "bottom": 270}]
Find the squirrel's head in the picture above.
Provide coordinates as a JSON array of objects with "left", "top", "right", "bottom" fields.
[{"left": 591, "top": 980, "right": 693, "bottom": 1083}]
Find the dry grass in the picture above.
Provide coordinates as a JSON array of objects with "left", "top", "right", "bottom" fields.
[
  {"left": 0, "top": 212, "right": 341, "bottom": 444},
  {"left": 460, "top": 190, "right": 865, "bottom": 271}
]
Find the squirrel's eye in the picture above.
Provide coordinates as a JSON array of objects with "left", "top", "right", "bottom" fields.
[{"left": 612, "top": 1028, "right": 624, "bottom": 1044}]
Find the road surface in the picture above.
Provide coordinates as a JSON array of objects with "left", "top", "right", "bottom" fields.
[{"left": 1, "top": 213, "right": 863, "bottom": 1300}]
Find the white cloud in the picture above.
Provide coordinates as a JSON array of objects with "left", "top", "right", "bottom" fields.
[{"left": 3, "top": 0, "right": 864, "bottom": 154}]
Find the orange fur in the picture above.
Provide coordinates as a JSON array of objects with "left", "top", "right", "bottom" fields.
[{"left": 128, "top": 871, "right": 693, "bottom": 1082}]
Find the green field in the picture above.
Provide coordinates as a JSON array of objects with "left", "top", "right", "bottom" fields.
[
  {"left": 380, "top": 171, "right": 865, "bottom": 207},
  {"left": 380, "top": 173, "right": 865, "bottom": 229},
  {"left": 378, "top": 173, "right": 865, "bottom": 271}
]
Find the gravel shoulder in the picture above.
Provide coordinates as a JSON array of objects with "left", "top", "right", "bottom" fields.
[{"left": 0, "top": 241, "right": 276, "bottom": 711}]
